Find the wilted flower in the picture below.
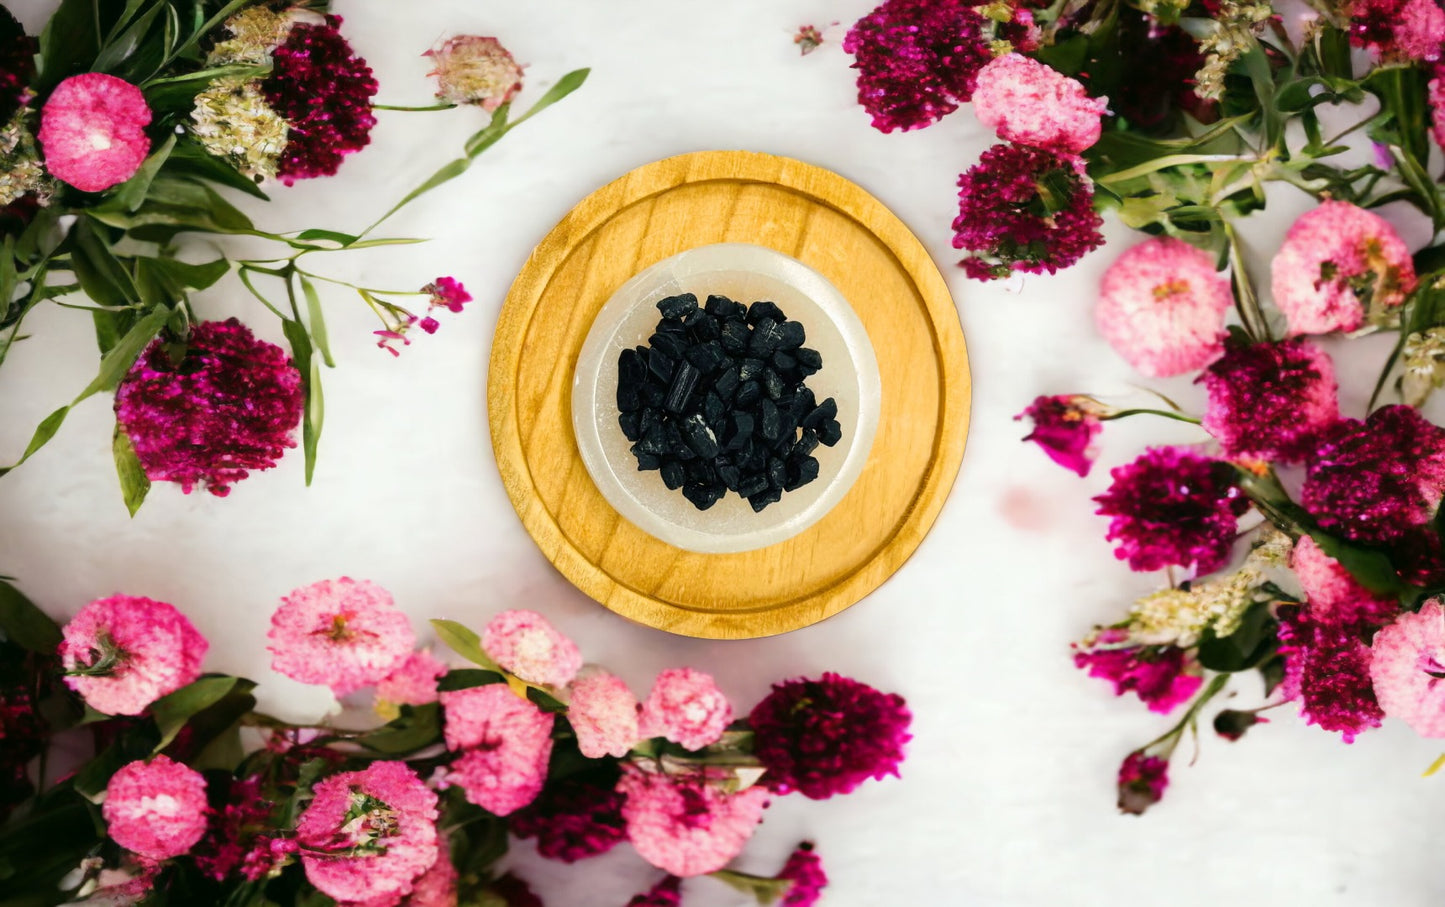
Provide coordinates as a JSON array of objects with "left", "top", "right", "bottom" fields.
[
  {"left": 1194, "top": 0, "right": 1273, "bottom": 100},
  {"left": 1213, "top": 708, "right": 1268, "bottom": 741},
  {"left": 1199, "top": 337, "right": 1340, "bottom": 463},
  {"left": 1369, "top": 599, "right": 1445, "bottom": 737},
  {"left": 426, "top": 36, "right": 524, "bottom": 111},
  {"left": 794, "top": 25, "right": 826, "bottom": 55},
  {"left": 1117, "top": 751, "right": 1168, "bottom": 814},
  {"left": 1073, "top": 634, "right": 1202, "bottom": 714},
  {"left": 103, "top": 756, "right": 210, "bottom": 860},
  {"left": 60, "top": 595, "right": 208, "bottom": 716},
  {"left": 1401, "top": 327, "right": 1445, "bottom": 406},
  {"left": 38, "top": 73, "right": 152, "bottom": 192},
  {"left": 971, "top": 54, "right": 1107, "bottom": 154},
  {"left": 0, "top": 113, "right": 48, "bottom": 208},
  {"left": 1015, "top": 395, "right": 1105, "bottom": 477},
  {"left": 266, "top": 577, "right": 415, "bottom": 696}
]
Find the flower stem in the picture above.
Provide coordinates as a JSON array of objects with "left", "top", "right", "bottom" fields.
[
  {"left": 1143, "top": 673, "right": 1230, "bottom": 754},
  {"left": 1224, "top": 220, "right": 1273, "bottom": 342},
  {"left": 372, "top": 103, "right": 457, "bottom": 112},
  {"left": 1104, "top": 408, "right": 1203, "bottom": 425}
]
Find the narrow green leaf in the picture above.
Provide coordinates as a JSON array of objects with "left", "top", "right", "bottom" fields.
[
  {"left": 0, "top": 577, "right": 62, "bottom": 653},
  {"left": 708, "top": 869, "right": 794, "bottom": 905},
  {"left": 71, "top": 218, "right": 140, "bottom": 307},
  {"left": 162, "top": 138, "right": 269, "bottom": 199},
  {"left": 36, "top": 0, "right": 99, "bottom": 92},
  {"left": 157, "top": 0, "right": 252, "bottom": 70},
  {"left": 113, "top": 424, "right": 150, "bottom": 516},
  {"left": 103, "top": 0, "right": 151, "bottom": 45},
  {"left": 430, "top": 619, "right": 502, "bottom": 670},
  {"left": 294, "top": 228, "right": 359, "bottom": 246},
  {"left": 0, "top": 407, "right": 70, "bottom": 479},
  {"left": 299, "top": 276, "right": 333, "bottom": 367},
  {"left": 149, "top": 676, "right": 240, "bottom": 753},
  {"left": 110, "top": 134, "right": 176, "bottom": 212},
  {"left": 147, "top": 255, "right": 231, "bottom": 291},
  {"left": 281, "top": 318, "right": 323, "bottom": 484},
  {"left": 357, "top": 703, "right": 443, "bottom": 755},
  {"left": 92, "top": 1, "right": 165, "bottom": 76},
  {"left": 436, "top": 668, "right": 505, "bottom": 691}
]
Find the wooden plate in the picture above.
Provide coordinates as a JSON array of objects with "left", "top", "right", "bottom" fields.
[{"left": 489, "top": 151, "right": 969, "bottom": 639}]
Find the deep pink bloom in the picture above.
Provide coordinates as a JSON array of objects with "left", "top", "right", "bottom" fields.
[
  {"left": 375, "top": 649, "right": 447, "bottom": 708},
  {"left": 842, "top": 0, "right": 992, "bottom": 132},
  {"left": 103, "top": 755, "right": 209, "bottom": 860},
  {"left": 972, "top": 54, "right": 1106, "bottom": 153},
  {"left": 778, "top": 842, "right": 828, "bottom": 907},
  {"left": 639, "top": 668, "right": 732, "bottom": 752},
  {"left": 1432, "top": 72, "right": 1445, "bottom": 151},
  {"left": 1093, "top": 447, "right": 1248, "bottom": 574},
  {"left": 626, "top": 876, "right": 682, "bottom": 907},
  {"left": 510, "top": 772, "right": 627, "bottom": 862},
  {"left": 297, "top": 761, "right": 439, "bottom": 907},
  {"left": 114, "top": 318, "right": 304, "bottom": 496},
  {"left": 1103, "top": 9, "right": 1215, "bottom": 129},
  {"left": 425, "top": 277, "right": 471, "bottom": 313},
  {"left": 0, "top": 7, "right": 34, "bottom": 126},
  {"left": 1271, "top": 201, "right": 1416, "bottom": 336},
  {"left": 617, "top": 767, "right": 770, "bottom": 877},
  {"left": 1291, "top": 535, "right": 1399, "bottom": 629},
  {"left": 952, "top": 143, "right": 1104, "bottom": 280},
  {"left": 1370, "top": 600, "right": 1445, "bottom": 737},
  {"left": 194, "top": 775, "right": 276, "bottom": 881},
  {"left": 568, "top": 670, "right": 641, "bottom": 758},
  {"left": 748, "top": 673, "right": 911, "bottom": 799},
  {"left": 425, "top": 36, "right": 523, "bottom": 111},
  {"left": 1116, "top": 752, "right": 1168, "bottom": 815},
  {"left": 1015, "top": 395, "right": 1103, "bottom": 477},
  {"left": 1277, "top": 604, "right": 1383, "bottom": 742},
  {"left": 266, "top": 578, "right": 415, "bottom": 696},
  {"left": 1199, "top": 337, "right": 1340, "bottom": 463},
  {"left": 418, "top": 317, "right": 441, "bottom": 335},
  {"left": 1095, "top": 237, "right": 1233, "bottom": 378},
  {"left": 487, "top": 874, "right": 543, "bottom": 907},
  {"left": 1347, "top": 0, "right": 1445, "bottom": 60},
  {"left": 482, "top": 609, "right": 582, "bottom": 687},
  {"left": 1073, "top": 643, "right": 1202, "bottom": 714},
  {"left": 396, "top": 838, "right": 457, "bottom": 907},
  {"left": 60, "top": 595, "right": 207, "bottom": 716},
  {"left": 38, "top": 73, "right": 151, "bottom": 192},
  {"left": 261, "top": 16, "right": 377, "bottom": 183},
  {"left": 440, "top": 684, "right": 553, "bottom": 815}
]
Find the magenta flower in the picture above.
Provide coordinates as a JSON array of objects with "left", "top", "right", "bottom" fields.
[
  {"left": 952, "top": 143, "right": 1104, "bottom": 280},
  {"left": 1346, "top": 0, "right": 1445, "bottom": 61},
  {"left": 748, "top": 673, "right": 911, "bottom": 799},
  {"left": 1277, "top": 604, "right": 1384, "bottom": 742},
  {"left": 639, "top": 667, "right": 732, "bottom": 752},
  {"left": 1103, "top": 9, "right": 1214, "bottom": 129},
  {"left": 1016, "top": 395, "right": 1104, "bottom": 477},
  {"left": 425, "top": 277, "right": 471, "bottom": 313},
  {"left": 194, "top": 775, "right": 276, "bottom": 881},
  {"left": 440, "top": 684, "right": 553, "bottom": 815},
  {"left": 626, "top": 876, "right": 682, "bottom": 907},
  {"left": 1270, "top": 201, "right": 1416, "bottom": 336},
  {"left": 1094, "top": 237, "right": 1233, "bottom": 378},
  {"left": 482, "top": 609, "right": 583, "bottom": 688},
  {"left": 38, "top": 73, "right": 152, "bottom": 192},
  {"left": 103, "top": 755, "right": 210, "bottom": 860},
  {"left": 425, "top": 36, "right": 523, "bottom": 111},
  {"left": 1290, "top": 535, "right": 1399, "bottom": 629},
  {"left": 567, "top": 669, "right": 641, "bottom": 758},
  {"left": 1116, "top": 752, "right": 1168, "bottom": 815},
  {"left": 1199, "top": 337, "right": 1340, "bottom": 463},
  {"left": 1370, "top": 600, "right": 1445, "bottom": 737},
  {"left": 778, "top": 842, "right": 828, "bottom": 907},
  {"left": 1093, "top": 447, "right": 1248, "bottom": 574},
  {"left": 114, "top": 318, "right": 304, "bottom": 497},
  {"left": 60, "top": 595, "right": 208, "bottom": 716},
  {"left": 266, "top": 577, "right": 415, "bottom": 697},
  {"left": 1073, "top": 641, "right": 1203, "bottom": 715},
  {"left": 0, "top": 7, "right": 34, "bottom": 127},
  {"left": 842, "top": 0, "right": 991, "bottom": 132},
  {"left": 510, "top": 773, "right": 627, "bottom": 862},
  {"left": 375, "top": 649, "right": 448, "bottom": 708},
  {"left": 296, "top": 761, "right": 439, "bottom": 907},
  {"left": 972, "top": 54, "right": 1107, "bottom": 154},
  {"left": 617, "top": 767, "right": 770, "bottom": 877},
  {"left": 261, "top": 15, "right": 377, "bottom": 183}
]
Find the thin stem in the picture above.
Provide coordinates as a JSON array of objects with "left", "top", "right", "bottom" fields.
[
  {"left": 1101, "top": 154, "right": 1257, "bottom": 187},
  {"left": 1144, "top": 674, "right": 1231, "bottom": 753},
  {"left": 373, "top": 103, "right": 457, "bottom": 112},
  {"left": 1224, "top": 220, "right": 1273, "bottom": 341},
  {"left": 295, "top": 268, "right": 426, "bottom": 296},
  {"left": 1104, "top": 408, "right": 1203, "bottom": 425}
]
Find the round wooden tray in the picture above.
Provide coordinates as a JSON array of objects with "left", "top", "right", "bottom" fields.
[{"left": 489, "top": 151, "right": 969, "bottom": 639}]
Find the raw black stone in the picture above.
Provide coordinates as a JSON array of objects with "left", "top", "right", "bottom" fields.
[
  {"left": 648, "top": 332, "right": 688, "bottom": 362},
  {"left": 680, "top": 413, "right": 720, "bottom": 459},
  {"left": 748, "top": 318, "right": 782, "bottom": 356},
  {"left": 617, "top": 348, "right": 645, "bottom": 412},
  {"left": 777, "top": 320, "right": 806, "bottom": 349},
  {"left": 817, "top": 419, "right": 842, "bottom": 447},
  {"left": 703, "top": 392, "right": 726, "bottom": 426},
  {"left": 735, "top": 380, "right": 762, "bottom": 408},
  {"left": 660, "top": 460, "right": 685, "bottom": 490},
  {"left": 802, "top": 397, "right": 837, "bottom": 430},
  {"left": 682, "top": 482, "right": 724, "bottom": 510},
  {"left": 767, "top": 457, "right": 787, "bottom": 489},
  {"left": 619, "top": 410, "right": 643, "bottom": 441},
  {"left": 738, "top": 357, "right": 765, "bottom": 381},
  {"left": 688, "top": 314, "right": 720, "bottom": 342},
  {"left": 706, "top": 294, "right": 747, "bottom": 319},
  {"left": 785, "top": 455, "right": 820, "bottom": 491},
  {"left": 790, "top": 430, "right": 820, "bottom": 460},
  {"left": 747, "top": 300, "right": 784, "bottom": 325},
  {"left": 735, "top": 472, "right": 770, "bottom": 498},
  {"left": 719, "top": 319, "right": 750, "bottom": 355},
  {"left": 772, "top": 351, "right": 797, "bottom": 373},
  {"left": 634, "top": 423, "right": 668, "bottom": 457},
  {"left": 647, "top": 348, "right": 675, "bottom": 384},
  {"left": 717, "top": 462, "right": 742, "bottom": 491},
  {"left": 759, "top": 399, "right": 782, "bottom": 441},
  {"left": 714, "top": 366, "right": 740, "bottom": 400},
  {"left": 761, "top": 367, "right": 786, "bottom": 401},
  {"left": 724, "top": 412, "right": 753, "bottom": 450},
  {"left": 788, "top": 387, "right": 815, "bottom": 422},
  {"left": 794, "top": 347, "right": 822, "bottom": 374},
  {"left": 748, "top": 486, "right": 783, "bottom": 512},
  {"left": 657, "top": 293, "right": 698, "bottom": 320},
  {"left": 665, "top": 361, "right": 700, "bottom": 413},
  {"left": 634, "top": 453, "right": 661, "bottom": 471},
  {"left": 685, "top": 340, "right": 729, "bottom": 374},
  {"left": 655, "top": 317, "right": 687, "bottom": 334}
]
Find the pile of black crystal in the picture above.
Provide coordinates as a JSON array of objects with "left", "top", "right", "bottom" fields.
[{"left": 615, "top": 292, "right": 841, "bottom": 512}]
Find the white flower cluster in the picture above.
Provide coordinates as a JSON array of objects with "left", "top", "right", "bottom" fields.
[
  {"left": 190, "top": 78, "right": 288, "bottom": 181},
  {"left": 0, "top": 111, "right": 49, "bottom": 207}
]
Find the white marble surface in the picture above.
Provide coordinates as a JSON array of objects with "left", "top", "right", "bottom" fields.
[{"left": 2, "top": 1, "right": 1443, "bottom": 904}]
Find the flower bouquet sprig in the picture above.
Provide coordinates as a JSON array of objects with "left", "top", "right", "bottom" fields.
[
  {"left": 0, "top": 576, "right": 909, "bottom": 905},
  {"left": 0, "top": 0, "right": 586, "bottom": 509}
]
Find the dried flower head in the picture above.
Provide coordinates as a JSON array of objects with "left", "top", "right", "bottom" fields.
[
  {"left": 0, "top": 112, "right": 49, "bottom": 208},
  {"left": 266, "top": 577, "right": 416, "bottom": 696},
  {"left": 1015, "top": 394, "right": 1105, "bottom": 477},
  {"left": 103, "top": 756, "right": 210, "bottom": 860},
  {"left": 426, "top": 36, "right": 524, "bottom": 111},
  {"left": 618, "top": 766, "right": 770, "bottom": 877},
  {"left": 972, "top": 54, "right": 1107, "bottom": 154},
  {"left": 440, "top": 684, "right": 553, "bottom": 815},
  {"left": 60, "top": 594, "right": 208, "bottom": 716},
  {"left": 207, "top": 6, "right": 323, "bottom": 65},
  {"left": 189, "top": 78, "right": 289, "bottom": 181},
  {"left": 1369, "top": 599, "right": 1445, "bottom": 737},
  {"left": 1199, "top": 336, "right": 1340, "bottom": 463},
  {"left": 1401, "top": 326, "right": 1445, "bottom": 406},
  {"left": 1117, "top": 751, "right": 1168, "bottom": 815},
  {"left": 794, "top": 25, "right": 826, "bottom": 55},
  {"left": 1194, "top": 0, "right": 1273, "bottom": 100},
  {"left": 38, "top": 73, "right": 152, "bottom": 192}
]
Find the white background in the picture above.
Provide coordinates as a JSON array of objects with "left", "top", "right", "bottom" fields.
[{"left": 2, "top": 1, "right": 1443, "bottom": 904}]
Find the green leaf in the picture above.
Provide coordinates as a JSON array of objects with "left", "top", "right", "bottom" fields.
[
  {"left": 1196, "top": 601, "right": 1277, "bottom": 672},
  {"left": 147, "top": 255, "right": 231, "bottom": 292},
  {"left": 357, "top": 703, "right": 443, "bottom": 755},
  {"left": 71, "top": 218, "right": 140, "bottom": 308},
  {"left": 110, "top": 134, "right": 176, "bottom": 212},
  {"left": 36, "top": 0, "right": 100, "bottom": 92},
  {"left": 436, "top": 668, "right": 505, "bottom": 691},
  {"left": 143, "top": 63, "right": 269, "bottom": 112},
  {"left": 299, "top": 276, "right": 333, "bottom": 367},
  {"left": 149, "top": 675, "right": 240, "bottom": 753},
  {"left": 92, "top": 307, "right": 137, "bottom": 356},
  {"left": 0, "top": 578, "right": 61, "bottom": 654},
  {"left": 431, "top": 619, "right": 502, "bottom": 670},
  {"left": 294, "top": 229, "right": 359, "bottom": 246},
  {"left": 92, "top": 1, "right": 165, "bottom": 76},
  {"left": 1307, "top": 529, "right": 1413, "bottom": 596},
  {"left": 281, "top": 318, "right": 324, "bottom": 484},
  {"left": 112, "top": 424, "right": 150, "bottom": 516},
  {"left": 526, "top": 685, "right": 568, "bottom": 714},
  {"left": 708, "top": 869, "right": 795, "bottom": 905},
  {"left": 162, "top": 138, "right": 269, "bottom": 199}
]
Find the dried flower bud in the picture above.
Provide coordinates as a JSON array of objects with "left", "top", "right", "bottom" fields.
[{"left": 425, "top": 36, "right": 524, "bottom": 111}]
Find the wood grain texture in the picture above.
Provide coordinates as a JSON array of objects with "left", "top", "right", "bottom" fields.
[{"left": 489, "top": 151, "right": 970, "bottom": 639}]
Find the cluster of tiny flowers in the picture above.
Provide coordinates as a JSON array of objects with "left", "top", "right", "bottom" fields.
[
  {"left": 0, "top": 112, "right": 49, "bottom": 208},
  {"left": 1401, "top": 326, "right": 1445, "bottom": 405},
  {"left": 952, "top": 144, "right": 1104, "bottom": 280},
  {"left": 190, "top": 78, "right": 289, "bottom": 181},
  {"left": 1104, "top": 9, "right": 1214, "bottom": 128},
  {"left": 1346, "top": 0, "right": 1445, "bottom": 62},
  {"left": 1128, "top": 567, "right": 1258, "bottom": 646},
  {"left": 568, "top": 669, "right": 642, "bottom": 758},
  {"left": 1194, "top": 0, "right": 1273, "bottom": 100},
  {"left": 374, "top": 648, "right": 447, "bottom": 719},
  {"left": 1199, "top": 337, "right": 1340, "bottom": 463},
  {"left": 426, "top": 36, "right": 524, "bottom": 111},
  {"left": 1073, "top": 631, "right": 1202, "bottom": 714},
  {"left": 375, "top": 277, "right": 472, "bottom": 355}
]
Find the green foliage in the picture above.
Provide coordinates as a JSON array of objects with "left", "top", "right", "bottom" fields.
[{"left": 0, "top": 578, "right": 61, "bottom": 653}]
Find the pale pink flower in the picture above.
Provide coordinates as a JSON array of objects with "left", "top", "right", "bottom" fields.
[
  {"left": 60, "top": 595, "right": 208, "bottom": 716},
  {"left": 103, "top": 755, "right": 209, "bottom": 860},
  {"left": 395, "top": 838, "right": 457, "bottom": 907},
  {"left": 297, "top": 761, "right": 439, "bottom": 907},
  {"left": 568, "top": 670, "right": 641, "bottom": 758},
  {"left": 1395, "top": 0, "right": 1445, "bottom": 60},
  {"left": 1369, "top": 600, "right": 1445, "bottom": 737},
  {"left": 618, "top": 767, "right": 770, "bottom": 877},
  {"left": 639, "top": 668, "right": 733, "bottom": 751},
  {"left": 425, "top": 36, "right": 523, "bottom": 111},
  {"left": 376, "top": 649, "right": 447, "bottom": 708},
  {"left": 972, "top": 54, "right": 1107, "bottom": 154},
  {"left": 1270, "top": 201, "right": 1416, "bottom": 335},
  {"left": 267, "top": 578, "right": 415, "bottom": 696},
  {"left": 1291, "top": 535, "right": 1398, "bottom": 627},
  {"left": 440, "top": 684, "right": 553, "bottom": 815},
  {"left": 482, "top": 609, "right": 582, "bottom": 688},
  {"left": 1431, "top": 74, "right": 1445, "bottom": 150},
  {"left": 1094, "top": 237, "right": 1233, "bottom": 377},
  {"left": 38, "top": 73, "right": 152, "bottom": 192}
]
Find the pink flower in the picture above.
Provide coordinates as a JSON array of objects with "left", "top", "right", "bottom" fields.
[
  {"left": 778, "top": 842, "right": 828, "bottom": 907},
  {"left": 1015, "top": 395, "right": 1104, "bottom": 477},
  {"left": 1095, "top": 237, "right": 1233, "bottom": 378},
  {"left": 424, "top": 277, "right": 471, "bottom": 315},
  {"left": 375, "top": 649, "right": 448, "bottom": 708},
  {"left": 1270, "top": 201, "right": 1416, "bottom": 336},
  {"left": 296, "top": 761, "right": 439, "bottom": 907},
  {"left": 1073, "top": 641, "right": 1202, "bottom": 715},
  {"left": 1431, "top": 72, "right": 1445, "bottom": 150},
  {"left": 1116, "top": 752, "right": 1168, "bottom": 815},
  {"left": 1347, "top": 0, "right": 1445, "bottom": 61},
  {"left": 425, "top": 36, "right": 523, "bottom": 111},
  {"left": 1290, "top": 535, "right": 1399, "bottom": 628},
  {"left": 617, "top": 767, "right": 770, "bottom": 877},
  {"left": 626, "top": 876, "right": 682, "bottom": 907},
  {"left": 440, "top": 684, "right": 553, "bottom": 815},
  {"left": 397, "top": 838, "right": 457, "bottom": 907},
  {"left": 639, "top": 668, "right": 732, "bottom": 751},
  {"left": 60, "top": 595, "right": 208, "bottom": 716},
  {"left": 103, "top": 755, "right": 209, "bottom": 860},
  {"left": 267, "top": 578, "right": 415, "bottom": 696},
  {"left": 194, "top": 776, "right": 275, "bottom": 881},
  {"left": 262, "top": 16, "right": 377, "bottom": 183},
  {"left": 1370, "top": 600, "right": 1445, "bottom": 737},
  {"left": 481, "top": 610, "right": 582, "bottom": 687},
  {"left": 1199, "top": 337, "right": 1340, "bottom": 463},
  {"left": 1277, "top": 604, "right": 1383, "bottom": 741},
  {"left": 972, "top": 54, "right": 1106, "bottom": 153},
  {"left": 38, "top": 73, "right": 152, "bottom": 192},
  {"left": 568, "top": 670, "right": 641, "bottom": 758}
]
